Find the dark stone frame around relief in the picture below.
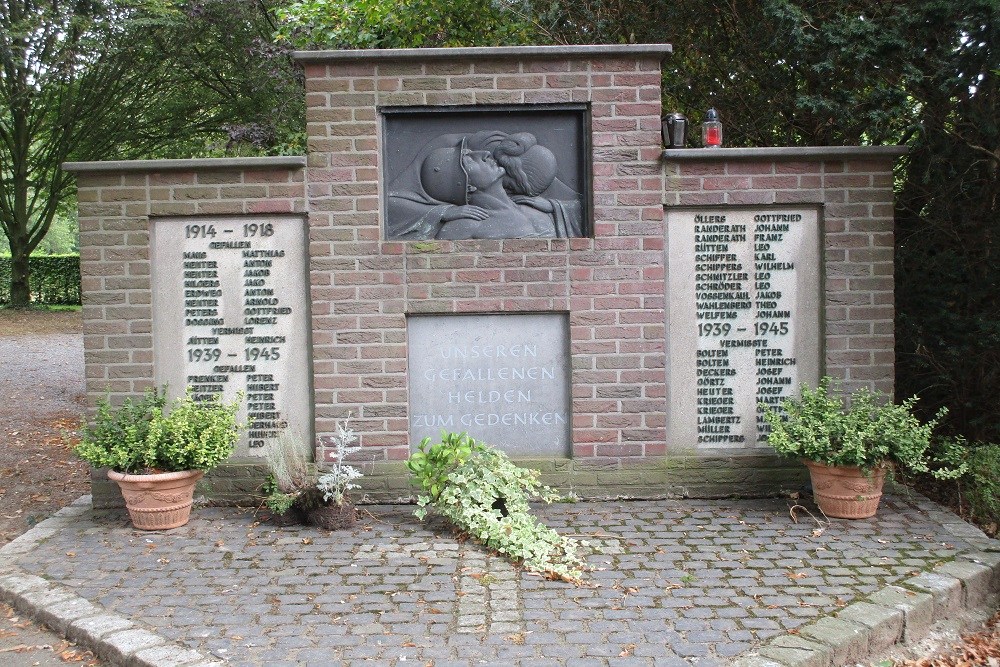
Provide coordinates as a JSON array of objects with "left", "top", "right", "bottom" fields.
[{"left": 381, "top": 104, "right": 592, "bottom": 241}]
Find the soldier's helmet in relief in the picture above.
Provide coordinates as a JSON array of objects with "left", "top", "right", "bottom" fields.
[{"left": 420, "top": 137, "right": 471, "bottom": 206}]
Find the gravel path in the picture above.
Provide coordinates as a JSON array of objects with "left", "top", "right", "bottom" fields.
[
  {"left": 0, "top": 311, "right": 88, "bottom": 543},
  {"left": 0, "top": 309, "right": 98, "bottom": 665}
]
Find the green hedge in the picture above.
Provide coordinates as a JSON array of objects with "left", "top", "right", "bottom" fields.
[{"left": 0, "top": 254, "right": 82, "bottom": 305}]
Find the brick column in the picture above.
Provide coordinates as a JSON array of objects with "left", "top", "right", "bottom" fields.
[
  {"left": 65, "top": 157, "right": 306, "bottom": 506},
  {"left": 663, "top": 146, "right": 903, "bottom": 397},
  {"left": 296, "top": 45, "right": 671, "bottom": 472}
]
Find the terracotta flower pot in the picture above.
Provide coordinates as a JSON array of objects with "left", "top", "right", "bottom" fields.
[
  {"left": 307, "top": 502, "right": 356, "bottom": 530},
  {"left": 802, "top": 460, "right": 887, "bottom": 519},
  {"left": 108, "top": 469, "right": 204, "bottom": 530}
]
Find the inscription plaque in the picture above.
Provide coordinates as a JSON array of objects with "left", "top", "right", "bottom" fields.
[
  {"left": 407, "top": 313, "right": 571, "bottom": 456},
  {"left": 665, "top": 207, "right": 822, "bottom": 450},
  {"left": 150, "top": 216, "right": 313, "bottom": 458}
]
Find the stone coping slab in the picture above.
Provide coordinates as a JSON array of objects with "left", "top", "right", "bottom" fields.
[
  {"left": 0, "top": 493, "right": 996, "bottom": 666},
  {"left": 62, "top": 156, "right": 307, "bottom": 173},
  {"left": 661, "top": 146, "right": 908, "bottom": 162},
  {"left": 293, "top": 43, "right": 673, "bottom": 63}
]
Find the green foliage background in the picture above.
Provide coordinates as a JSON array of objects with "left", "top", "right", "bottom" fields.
[
  {"left": 0, "top": 254, "right": 81, "bottom": 305},
  {"left": 276, "top": 0, "right": 535, "bottom": 48}
]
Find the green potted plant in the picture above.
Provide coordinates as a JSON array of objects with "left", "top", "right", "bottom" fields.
[
  {"left": 74, "top": 387, "right": 243, "bottom": 530},
  {"left": 761, "top": 376, "right": 963, "bottom": 518}
]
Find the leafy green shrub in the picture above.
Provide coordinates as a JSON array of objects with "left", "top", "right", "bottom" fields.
[
  {"left": 74, "top": 388, "right": 242, "bottom": 474},
  {"left": 940, "top": 438, "right": 1000, "bottom": 536},
  {"left": 275, "top": 0, "right": 535, "bottom": 49},
  {"left": 406, "top": 431, "right": 482, "bottom": 502},
  {"left": 262, "top": 474, "right": 297, "bottom": 514},
  {"left": 963, "top": 442, "right": 1000, "bottom": 535},
  {"left": 761, "top": 376, "right": 963, "bottom": 478},
  {"left": 407, "top": 432, "right": 592, "bottom": 583},
  {"left": 72, "top": 388, "right": 166, "bottom": 472},
  {"left": 0, "top": 254, "right": 81, "bottom": 305}
]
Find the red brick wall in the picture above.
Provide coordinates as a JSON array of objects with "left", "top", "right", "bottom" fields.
[
  {"left": 664, "top": 151, "right": 898, "bottom": 397},
  {"left": 301, "top": 53, "right": 668, "bottom": 464},
  {"left": 73, "top": 162, "right": 306, "bottom": 404},
  {"left": 68, "top": 48, "right": 901, "bottom": 499}
]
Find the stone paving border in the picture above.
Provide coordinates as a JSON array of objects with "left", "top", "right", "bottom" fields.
[
  {"left": 0, "top": 495, "right": 997, "bottom": 667},
  {"left": 733, "top": 511, "right": 1000, "bottom": 667},
  {"left": 0, "top": 497, "right": 219, "bottom": 667}
]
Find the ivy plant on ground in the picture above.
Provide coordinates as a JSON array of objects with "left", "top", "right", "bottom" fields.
[{"left": 406, "top": 432, "right": 593, "bottom": 583}]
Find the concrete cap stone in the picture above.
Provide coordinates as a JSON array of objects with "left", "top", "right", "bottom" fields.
[
  {"left": 939, "top": 520, "right": 991, "bottom": 541},
  {"left": 797, "top": 616, "right": 870, "bottom": 666},
  {"left": 98, "top": 628, "right": 166, "bottom": 664},
  {"left": 17, "top": 587, "right": 77, "bottom": 617},
  {"left": 67, "top": 613, "right": 135, "bottom": 644},
  {"left": 62, "top": 156, "right": 307, "bottom": 173},
  {"left": 294, "top": 44, "right": 673, "bottom": 63},
  {"left": 33, "top": 596, "right": 103, "bottom": 634},
  {"left": 759, "top": 634, "right": 832, "bottom": 667},
  {"left": 867, "top": 586, "right": 933, "bottom": 642},
  {"left": 2, "top": 531, "right": 61, "bottom": 556},
  {"left": 934, "top": 560, "right": 995, "bottom": 607},
  {"left": 130, "top": 644, "right": 210, "bottom": 667},
  {"left": 0, "top": 573, "right": 49, "bottom": 599},
  {"left": 904, "top": 571, "right": 963, "bottom": 615},
  {"left": 835, "top": 601, "right": 903, "bottom": 653},
  {"left": 662, "top": 146, "right": 908, "bottom": 162},
  {"left": 960, "top": 550, "right": 1000, "bottom": 589}
]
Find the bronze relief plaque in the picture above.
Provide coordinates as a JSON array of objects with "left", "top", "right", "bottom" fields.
[{"left": 382, "top": 105, "right": 590, "bottom": 240}]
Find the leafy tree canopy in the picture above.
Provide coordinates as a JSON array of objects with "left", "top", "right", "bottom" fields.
[
  {"left": 275, "top": 0, "right": 537, "bottom": 49},
  {"left": 0, "top": 0, "right": 303, "bottom": 305}
]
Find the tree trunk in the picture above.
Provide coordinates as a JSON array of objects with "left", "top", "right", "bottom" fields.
[{"left": 7, "top": 235, "right": 31, "bottom": 308}]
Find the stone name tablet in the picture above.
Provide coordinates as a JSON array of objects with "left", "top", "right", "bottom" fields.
[
  {"left": 407, "top": 313, "right": 571, "bottom": 456},
  {"left": 150, "top": 216, "right": 313, "bottom": 458},
  {"left": 666, "top": 207, "right": 822, "bottom": 450}
]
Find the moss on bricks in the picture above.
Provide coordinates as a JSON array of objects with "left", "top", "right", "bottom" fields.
[{"left": 596, "top": 470, "right": 644, "bottom": 486}]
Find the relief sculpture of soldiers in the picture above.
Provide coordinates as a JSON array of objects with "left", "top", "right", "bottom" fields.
[{"left": 386, "top": 129, "right": 585, "bottom": 240}]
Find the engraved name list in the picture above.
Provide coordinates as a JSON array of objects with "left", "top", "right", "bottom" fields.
[
  {"left": 151, "top": 216, "right": 313, "bottom": 458},
  {"left": 667, "top": 208, "right": 821, "bottom": 450}
]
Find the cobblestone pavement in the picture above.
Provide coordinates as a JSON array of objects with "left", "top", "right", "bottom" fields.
[{"left": 3, "top": 493, "right": 996, "bottom": 666}]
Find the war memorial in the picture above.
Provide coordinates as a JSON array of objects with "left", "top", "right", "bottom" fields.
[{"left": 63, "top": 44, "right": 904, "bottom": 505}]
